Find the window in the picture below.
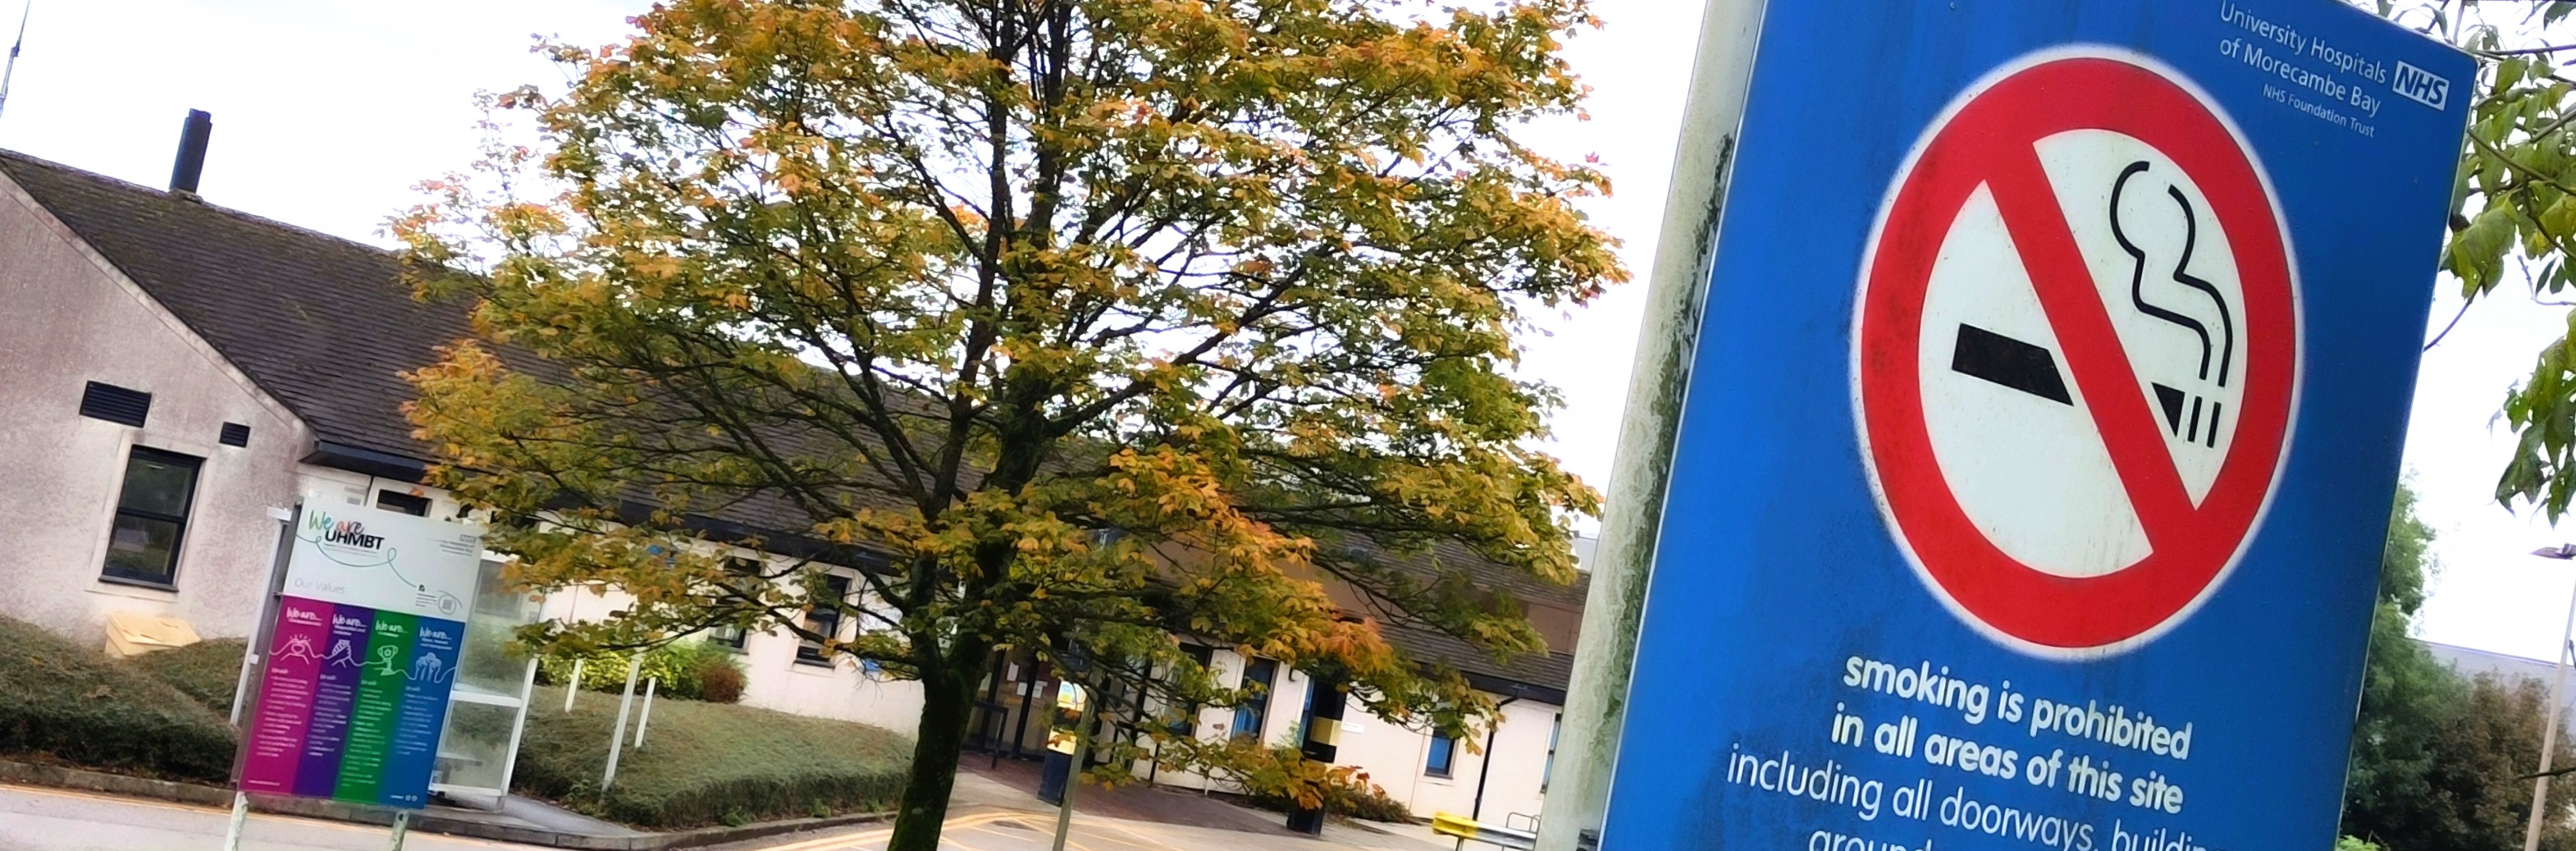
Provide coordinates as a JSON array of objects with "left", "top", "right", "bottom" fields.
[
  {"left": 1426, "top": 730, "right": 1457, "bottom": 778},
  {"left": 101, "top": 447, "right": 201, "bottom": 588},
  {"left": 375, "top": 490, "right": 432, "bottom": 516},
  {"left": 1170, "top": 644, "right": 1215, "bottom": 736},
  {"left": 797, "top": 574, "right": 850, "bottom": 665},
  {"left": 708, "top": 557, "right": 763, "bottom": 650},
  {"left": 1543, "top": 713, "right": 1562, "bottom": 791},
  {"left": 1231, "top": 657, "right": 1277, "bottom": 741}
]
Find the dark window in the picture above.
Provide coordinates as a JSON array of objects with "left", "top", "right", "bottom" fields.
[
  {"left": 797, "top": 574, "right": 850, "bottom": 665},
  {"left": 101, "top": 447, "right": 200, "bottom": 588},
  {"left": 1427, "top": 730, "right": 1457, "bottom": 778},
  {"left": 218, "top": 422, "right": 250, "bottom": 447},
  {"left": 80, "top": 382, "right": 151, "bottom": 427},
  {"left": 375, "top": 490, "right": 432, "bottom": 516},
  {"left": 1169, "top": 644, "right": 1216, "bottom": 736},
  {"left": 708, "top": 557, "right": 763, "bottom": 650},
  {"left": 1231, "top": 657, "right": 1277, "bottom": 741}
]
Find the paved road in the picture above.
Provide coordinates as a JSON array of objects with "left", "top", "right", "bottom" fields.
[
  {"left": 0, "top": 780, "right": 1450, "bottom": 851},
  {"left": 0, "top": 783, "right": 528, "bottom": 851},
  {"left": 717, "top": 808, "right": 1450, "bottom": 851}
]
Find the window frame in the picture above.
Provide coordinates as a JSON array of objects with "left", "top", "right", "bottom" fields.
[
  {"left": 706, "top": 556, "right": 762, "bottom": 652},
  {"left": 1426, "top": 729, "right": 1458, "bottom": 779},
  {"left": 1231, "top": 657, "right": 1277, "bottom": 741},
  {"left": 796, "top": 574, "right": 852, "bottom": 666},
  {"left": 1169, "top": 643, "right": 1216, "bottom": 737},
  {"left": 98, "top": 446, "right": 203, "bottom": 589}
]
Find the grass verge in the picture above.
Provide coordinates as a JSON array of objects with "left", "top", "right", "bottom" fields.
[
  {"left": 0, "top": 618, "right": 237, "bottom": 782},
  {"left": 9, "top": 619, "right": 909, "bottom": 831},
  {"left": 508, "top": 685, "right": 911, "bottom": 828}
]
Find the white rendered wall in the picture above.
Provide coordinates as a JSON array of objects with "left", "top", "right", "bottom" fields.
[
  {"left": 535, "top": 559, "right": 925, "bottom": 735},
  {"left": 0, "top": 172, "right": 308, "bottom": 647},
  {"left": 1130, "top": 647, "right": 1561, "bottom": 822}
]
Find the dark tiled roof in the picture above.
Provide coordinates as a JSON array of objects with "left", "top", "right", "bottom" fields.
[
  {"left": 0, "top": 149, "right": 1585, "bottom": 693},
  {"left": 1383, "top": 623, "right": 1575, "bottom": 703},
  {"left": 1, "top": 150, "right": 467, "bottom": 463}
]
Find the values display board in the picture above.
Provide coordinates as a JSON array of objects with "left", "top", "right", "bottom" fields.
[
  {"left": 239, "top": 498, "right": 483, "bottom": 808},
  {"left": 1601, "top": 2, "right": 2470, "bottom": 849}
]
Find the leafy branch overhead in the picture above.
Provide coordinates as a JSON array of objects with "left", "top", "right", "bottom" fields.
[
  {"left": 391, "top": 1, "right": 1616, "bottom": 845},
  {"left": 2386, "top": 0, "right": 2576, "bottom": 516}
]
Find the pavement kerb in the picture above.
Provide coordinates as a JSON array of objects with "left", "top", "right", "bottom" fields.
[{"left": 0, "top": 758, "right": 892, "bottom": 849}]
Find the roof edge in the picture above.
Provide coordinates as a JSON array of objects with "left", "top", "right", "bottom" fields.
[{"left": 0, "top": 157, "right": 307, "bottom": 436}]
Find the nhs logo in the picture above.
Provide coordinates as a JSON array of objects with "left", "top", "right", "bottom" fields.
[{"left": 2391, "top": 61, "right": 2450, "bottom": 110}]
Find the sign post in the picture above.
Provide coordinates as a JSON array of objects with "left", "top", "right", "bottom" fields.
[
  {"left": 231, "top": 496, "right": 483, "bottom": 846},
  {"left": 1596, "top": 2, "right": 2471, "bottom": 850}
]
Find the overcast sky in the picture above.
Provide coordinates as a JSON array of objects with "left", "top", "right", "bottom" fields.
[{"left": 8, "top": 1, "right": 2571, "bottom": 661}]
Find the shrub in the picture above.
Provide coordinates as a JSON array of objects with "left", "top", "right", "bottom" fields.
[
  {"left": 694, "top": 655, "right": 746, "bottom": 704},
  {"left": 0, "top": 617, "right": 238, "bottom": 782},
  {"left": 537, "top": 641, "right": 743, "bottom": 702},
  {"left": 513, "top": 685, "right": 908, "bottom": 828},
  {"left": 125, "top": 638, "right": 249, "bottom": 713},
  {"left": 1181, "top": 735, "right": 1418, "bottom": 824}
]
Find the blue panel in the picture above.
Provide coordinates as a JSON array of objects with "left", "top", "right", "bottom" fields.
[{"left": 1601, "top": 2, "right": 2470, "bottom": 849}]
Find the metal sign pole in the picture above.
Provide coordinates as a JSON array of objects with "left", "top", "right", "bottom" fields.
[
  {"left": 1533, "top": 1, "right": 1765, "bottom": 848},
  {"left": 1047, "top": 709, "right": 1094, "bottom": 851},
  {"left": 219, "top": 791, "right": 250, "bottom": 851},
  {"left": 386, "top": 811, "right": 411, "bottom": 851},
  {"left": 221, "top": 505, "right": 299, "bottom": 851}
]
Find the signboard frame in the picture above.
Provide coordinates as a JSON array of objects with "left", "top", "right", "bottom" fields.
[
  {"left": 230, "top": 495, "right": 485, "bottom": 814},
  {"left": 1590, "top": 2, "right": 2475, "bottom": 849}
]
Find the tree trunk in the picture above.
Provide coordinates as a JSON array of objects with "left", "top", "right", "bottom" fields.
[{"left": 885, "top": 647, "right": 991, "bottom": 851}]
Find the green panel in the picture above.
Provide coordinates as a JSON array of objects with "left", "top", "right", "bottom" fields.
[{"left": 332, "top": 611, "right": 413, "bottom": 803}]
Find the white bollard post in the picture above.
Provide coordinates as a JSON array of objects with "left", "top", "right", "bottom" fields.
[
  {"left": 633, "top": 678, "right": 657, "bottom": 748},
  {"left": 602, "top": 653, "right": 642, "bottom": 791},
  {"left": 563, "top": 657, "right": 585, "bottom": 712}
]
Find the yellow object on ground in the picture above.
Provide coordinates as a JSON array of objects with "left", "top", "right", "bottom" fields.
[{"left": 102, "top": 611, "right": 199, "bottom": 658}]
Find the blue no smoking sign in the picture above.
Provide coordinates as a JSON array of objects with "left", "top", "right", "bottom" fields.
[{"left": 1602, "top": 2, "right": 2469, "bottom": 850}]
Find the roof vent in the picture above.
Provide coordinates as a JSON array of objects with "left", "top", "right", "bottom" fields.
[{"left": 168, "top": 109, "right": 211, "bottom": 195}]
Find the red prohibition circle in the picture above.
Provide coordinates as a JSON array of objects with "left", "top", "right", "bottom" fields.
[{"left": 1856, "top": 53, "right": 2297, "bottom": 651}]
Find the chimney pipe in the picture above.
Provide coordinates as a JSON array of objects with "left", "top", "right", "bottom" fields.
[{"left": 168, "top": 109, "right": 210, "bottom": 194}]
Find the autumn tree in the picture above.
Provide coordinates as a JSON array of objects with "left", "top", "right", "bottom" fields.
[{"left": 393, "top": 1, "right": 1616, "bottom": 848}]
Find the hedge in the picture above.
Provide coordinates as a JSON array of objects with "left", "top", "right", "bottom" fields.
[
  {"left": 512, "top": 685, "right": 910, "bottom": 827},
  {"left": 126, "top": 638, "right": 249, "bottom": 713},
  {"left": 0, "top": 617, "right": 238, "bottom": 782},
  {"left": 537, "top": 642, "right": 746, "bottom": 702}
]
